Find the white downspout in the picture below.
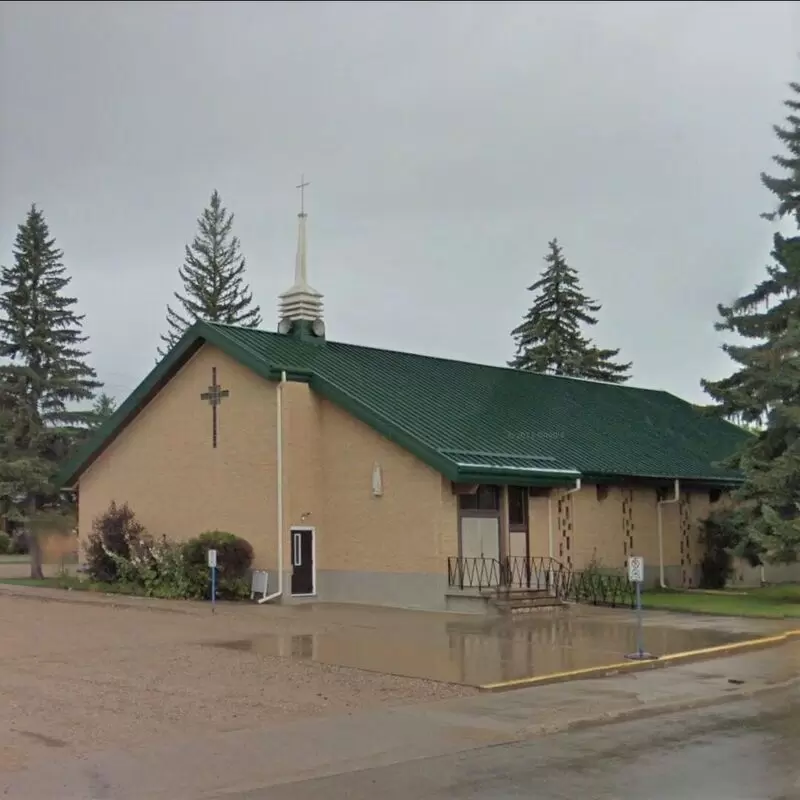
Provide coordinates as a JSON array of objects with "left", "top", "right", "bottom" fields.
[
  {"left": 657, "top": 478, "right": 680, "bottom": 589},
  {"left": 259, "top": 370, "right": 287, "bottom": 604}
]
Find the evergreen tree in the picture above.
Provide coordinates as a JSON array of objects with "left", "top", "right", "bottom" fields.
[
  {"left": 159, "top": 191, "right": 261, "bottom": 356},
  {"left": 761, "top": 80, "right": 800, "bottom": 225},
  {"left": 509, "top": 239, "right": 631, "bottom": 383},
  {"left": 702, "top": 77, "right": 800, "bottom": 564},
  {"left": 0, "top": 205, "right": 101, "bottom": 577},
  {"left": 90, "top": 392, "right": 117, "bottom": 428}
]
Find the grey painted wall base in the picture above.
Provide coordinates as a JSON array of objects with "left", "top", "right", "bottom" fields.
[
  {"left": 730, "top": 561, "right": 800, "bottom": 587},
  {"left": 314, "top": 569, "right": 452, "bottom": 612},
  {"left": 257, "top": 569, "right": 453, "bottom": 612},
  {"left": 254, "top": 564, "right": 704, "bottom": 614},
  {"left": 643, "top": 564, "right": 702, "bottom": 589}
]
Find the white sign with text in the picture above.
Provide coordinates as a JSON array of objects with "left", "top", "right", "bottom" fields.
[
  {"left": 628, "top": 556, "right": 644, "bottom": 583},
  {"left": 207, "top": 549, "right": 217, "bottom": 569}
]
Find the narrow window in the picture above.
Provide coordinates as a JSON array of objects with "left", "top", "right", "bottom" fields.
[{"left": 508, "top": 486, "right": 528, "bottom": 530}]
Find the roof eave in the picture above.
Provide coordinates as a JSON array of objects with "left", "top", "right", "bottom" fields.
[
  {"left": 582, "top": 472, "right": 743, "bottom": 489},
  {"left": 453, "top": 467, "right": 581, "bottom": 488},
  {"left": 267, "top": 366, "right": 314, "bottom": 383}
]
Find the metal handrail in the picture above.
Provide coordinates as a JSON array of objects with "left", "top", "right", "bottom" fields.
[
  {"left": 565, "top": 570, "right": 635, "bottom": 608},
  {"left": 447, "top": 556, "right": 635, "bottom": 608},
  {"left": 447, "top": 556, "right": 503, "bottom": 591},
  {"left": 447, "top": 555, "right": 569, "bottom": 597}
]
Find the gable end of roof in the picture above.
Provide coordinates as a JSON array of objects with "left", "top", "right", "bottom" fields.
[{"left": 55, "top": 321, "right": 275, "bottom": 489}]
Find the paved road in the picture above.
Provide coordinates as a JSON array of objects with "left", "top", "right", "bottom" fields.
[{"left": 234, "top": 684, "right": 799, "bottom": 799}]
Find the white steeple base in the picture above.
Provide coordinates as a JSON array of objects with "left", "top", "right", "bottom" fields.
[{"left": 278, "top": 286, "right": 323, "bottom": 322}]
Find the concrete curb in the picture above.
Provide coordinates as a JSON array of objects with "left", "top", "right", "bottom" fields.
[
  {"left": 641, "top": 603, "right": 799, "bottom": 621},
  {"left": 510, "top": 673, "right": 800, "bottom": 740},
  {"left": 479, "top": 630, "right": 800, "bottom": 692}
]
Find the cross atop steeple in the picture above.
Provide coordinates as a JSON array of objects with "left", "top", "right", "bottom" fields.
[{"left": 296, "top": 174, "right": 309, "bottom": 217}]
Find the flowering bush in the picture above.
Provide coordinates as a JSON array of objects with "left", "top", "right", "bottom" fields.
[
  {"left": 99, "top": 532, "right": 194, "bottom": 599},
  {"left": 86, "top": 501, "right": 192, "bottom": 597},
  {"left": 85, "top": 501, "right": 142, "bottom": 582}
]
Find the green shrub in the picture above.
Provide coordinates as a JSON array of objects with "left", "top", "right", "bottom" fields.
[
  {"left": 699, "top": 507, "right": 741, "bottom": 589},
  {"left": 84, "top": 501, "right": 143, "bottom": 582},
  {"left": 0, "top": 532, "right": 10, "bottom": 555},
  {"left": 182, "top": 531, "right": 254, "bottom": 600}
]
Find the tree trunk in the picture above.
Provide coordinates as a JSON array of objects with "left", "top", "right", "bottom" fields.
[
  {"left": 27, "top": 498, "right": 44, "bottom": 580},
  {"left": 28, "top": 531, "right": 44, "bottom": 580}
]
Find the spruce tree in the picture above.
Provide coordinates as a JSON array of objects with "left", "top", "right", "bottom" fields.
[
  {"left": 761, "top": 80, "right": 800, "bottom": 225},
  {"left": 90, "top": 392, "right": 117, "bottom": 428},
  {"left": 509, "top": 239, "right": 631, "bottom": 383},
  {"left": 702, "top": 78, "right": 800, "bottom": 564},
  {"left": 0, "top": 205, "right": 101, "bottom": 577},
  {"left": 159, "top": 190, "right": 261, "bottom": 356}
]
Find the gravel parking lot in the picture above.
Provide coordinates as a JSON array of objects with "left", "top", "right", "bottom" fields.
[{"left": 0, "top": 590, "right": 471, "bottom": 774}]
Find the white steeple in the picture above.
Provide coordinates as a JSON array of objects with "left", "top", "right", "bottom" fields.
[{"left": 278, "top": 175, "right": 324, "bottom": 326}]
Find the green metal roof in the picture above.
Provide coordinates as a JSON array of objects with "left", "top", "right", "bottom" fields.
[{"left": 57, "top": 321, "right": 748, "bottom": 489}]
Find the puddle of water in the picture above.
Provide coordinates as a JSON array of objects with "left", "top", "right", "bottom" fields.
[
  {"left": 215, "top": 634, "right": 315, "bottom": 659},
  {"left": 205, "top": 611, "right": 752, "bottom": 687}
]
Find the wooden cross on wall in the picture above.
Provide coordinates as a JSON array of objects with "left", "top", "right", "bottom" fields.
[{"left": 200, "top": 367, "right": 229, "bottom": 448}]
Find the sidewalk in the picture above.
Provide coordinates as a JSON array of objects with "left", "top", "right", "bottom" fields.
[{"left": 2, "top": 638, "right": 797, "bottom": 800}]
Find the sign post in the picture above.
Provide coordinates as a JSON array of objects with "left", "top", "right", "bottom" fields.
[
  {"left": 625, "top": 556, "right": 655, "bottom": 661},
  {"left": 208, "top": 549, "right": 218, "bottom": 613}
]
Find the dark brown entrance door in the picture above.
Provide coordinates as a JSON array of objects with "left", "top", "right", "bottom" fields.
[{"left": 291, "top": 528, "right": 315, "bottom": 595}]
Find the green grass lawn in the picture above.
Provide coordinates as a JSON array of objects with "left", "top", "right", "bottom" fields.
[{"left": 643, "top": 584, "right": 800, "bottom": 619}]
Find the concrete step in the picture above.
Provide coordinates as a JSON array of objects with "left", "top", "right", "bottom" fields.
[
  {"left": 495, "top": 588, "right": 554, "bottom": 600},
  {"left": 496, "top": 596, "right": 562, "bottom": 608},
  {"left": 507, "top": 602, "right": 566, "bottom": 614},
  {"left": 491, "top": 591, "right": 565, "bottom": 614}
]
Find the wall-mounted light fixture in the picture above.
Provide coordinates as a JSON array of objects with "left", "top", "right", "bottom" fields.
[{"left": 371, "top": 463, "right": 384, "bottom": 497}]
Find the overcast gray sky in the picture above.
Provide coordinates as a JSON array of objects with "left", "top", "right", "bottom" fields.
[{"left": 1, "top": 1, "right": 798, "bottom": 404}]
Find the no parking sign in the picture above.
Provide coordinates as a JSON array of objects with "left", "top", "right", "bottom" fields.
[{"left": 628, "top": 556, "right": 644, "bottom": 583}]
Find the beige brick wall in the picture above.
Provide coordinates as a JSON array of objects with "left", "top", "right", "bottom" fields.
[
  {"left": 79, "top": 345, "right": 278, "bottom": 563},
  {"left": 526, "top": 483, "right": 712, "bottom": 585},
  {"left": 78, "top": 345, "right": 455, "bottom": 577},
  {"left": 528, "top": 493, "right": 551, "bottom": 558},
  {"left": 310, "top": 384, "right": 457, "bottom": 574}
]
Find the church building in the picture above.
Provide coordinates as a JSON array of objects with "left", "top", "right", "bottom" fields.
[{"left": 57, "top": 199, "right": 747, "bottom": 612}]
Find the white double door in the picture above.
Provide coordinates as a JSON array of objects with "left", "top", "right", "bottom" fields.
[{"left": 460, "top": 516, "right": 500, "bottom": 561}]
